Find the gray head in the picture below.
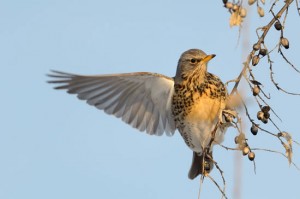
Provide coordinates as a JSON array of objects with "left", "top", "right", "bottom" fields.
[{"left": 175, "top": 49, "right": 215, "bottom": 82}]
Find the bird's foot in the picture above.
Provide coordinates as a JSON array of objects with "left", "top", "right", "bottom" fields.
[
  {"left": 202, "top": 159, "right": 212, "bottom": 176},
  {"left": 201, "top": 150, "right": 214, "bottom": 176},
  {"left": 221, "top": 109, "right": 237, "bottom": 124}
]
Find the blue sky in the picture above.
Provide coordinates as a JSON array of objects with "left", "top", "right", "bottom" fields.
[{"left": 1, "top": 1, "right": 300, "bottom": 199}]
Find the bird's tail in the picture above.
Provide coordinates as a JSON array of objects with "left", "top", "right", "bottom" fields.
[{"left": 188, "top": 152, "right": 214, "bottom": 180}]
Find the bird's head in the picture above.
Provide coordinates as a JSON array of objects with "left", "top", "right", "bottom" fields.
[{"left": 175, "top": 49, "right": 215, "bottom": 83}]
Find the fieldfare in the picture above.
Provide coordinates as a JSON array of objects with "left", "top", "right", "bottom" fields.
[{"left": 48, "top": 49, "right": 228, "bottom": 179}]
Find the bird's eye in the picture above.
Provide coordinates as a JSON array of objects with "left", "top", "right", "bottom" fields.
[{"left": 190, "top": 58, "right": 196, "bottom": 63}]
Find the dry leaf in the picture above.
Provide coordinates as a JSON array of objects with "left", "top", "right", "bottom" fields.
[
  {"left": 284, "top": 143, "right": 293, "bottom": 165},
  {"left": 229, "top": 11, "right": 243, "bottom": 27},
  {"left": 278, "top": 132, "right": 293, "bottom": 165},
  {"left": 235, "top": 133, "right": 246, "bottom": 150}
]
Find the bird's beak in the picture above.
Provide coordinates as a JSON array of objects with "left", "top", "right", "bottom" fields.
[{"left": 202, "top": 54, "right": 216, "bottom": 63}]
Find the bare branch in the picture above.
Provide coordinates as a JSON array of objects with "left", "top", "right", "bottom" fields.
[
  {"left": 278, "top": 48, "right": 300, "bottom": 73},
  {"left": 230, "top": 0, "right": 294, "bottom": 95},
  {"left": 251, "top": 148, "right": 300, "bottom": 171},
  {"left": 269, "top": 61, "right": 300, "bottom": 95},
  {"left": 198, "top": 175, "right": 205, "bottom": 199},
  {"left": 296, "top": 0, "right": 300, "bottom": 16}
]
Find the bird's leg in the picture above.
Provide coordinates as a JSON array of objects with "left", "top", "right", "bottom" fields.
[
  {"left": 207, "top": 122, "right": 219, "bottom": 149},
  {"left": 201, "top": 151, "right": 214, "bottom": 176},
  {"left": 201, "top": 123, "right": 220, "bottom": 176}
]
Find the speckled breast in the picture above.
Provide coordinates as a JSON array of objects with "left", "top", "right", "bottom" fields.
[{"left": 172, "top": 73, "right": 228, "bottom": 152}]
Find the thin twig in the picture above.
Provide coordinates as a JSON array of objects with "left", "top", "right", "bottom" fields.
[
  {"left": 217, "top": 143, "right": 239, "bottom": 151},
  {"left": 215, "top": 163, "right": 226, "bottom": 199},
  {"left": 207, "top": 175, "right": 228, "bottom": 199},
  {"left": 252, "top": 159, "right": 257, "bottom": 174},
  {"left": 282, "top": 2, "right": 290, "bottom": 26},
  {"left": 208, "top": 156, "right": 227, "bottom": 199},
  {"left": 230, "top": 0, "right": 294, "bottom": 95},
  {"left": 198, "top": 175, "right": 205, "bottom": 199},
  {"left": 268, "top": 117, "right": 282, "bottom": 132},
  {"left": 251, "top": 148, "right": 300, "bottom": 171},
  {"left": 257, "top": 125, "right": 278, "bottom": 137},
  {"left": 279, "top": 48, "right": 300, "bottom": 74},
  {"left": 296, "top": 0, "right": 300, "bottom": 16},
  {"left": 270, "top": 61, "right": 300, "bottom": 95}
]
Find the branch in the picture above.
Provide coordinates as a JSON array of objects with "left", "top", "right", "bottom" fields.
[
  {"left": 270, "top": 61, "right": 300, "bottom": 95},
  {"left": 230, "top": 0, "right": 294, "bottom": 95}
]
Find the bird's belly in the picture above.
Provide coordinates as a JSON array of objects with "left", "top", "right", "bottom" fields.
[{"left": 179, "top": 97, "right": 226, "bottom": 153}]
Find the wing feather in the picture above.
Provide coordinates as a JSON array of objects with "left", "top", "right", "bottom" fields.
[{"left": 48, "top": 71, "right": 176, "bottom": 136}]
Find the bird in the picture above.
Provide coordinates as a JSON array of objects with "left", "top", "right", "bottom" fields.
[{"left": 48, "top": 49, "right": 229, "bottom": 179}]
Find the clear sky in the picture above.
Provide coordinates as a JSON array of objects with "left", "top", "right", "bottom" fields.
[{"left": 1, "top": 1, "right": 300, "bottom": 199}]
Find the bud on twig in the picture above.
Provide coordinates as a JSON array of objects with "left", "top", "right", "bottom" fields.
[
  {"left": 234, "top": 136, "right": 239, "bottom": 144},
  {"left": 252, "top": 85, "right": 260, "bottom": 96},
  {"left": 248, "top": 151, "right": 255, "bottom": 161},
  {"left": 253, "top": 43, "right": 261, "bottom": 51},
  {"left": 261, "top": 117, "right": 268, "bottom": 124},
  {"left": 264, "top": 112, "right": 270, "bottom": 119},
  {"left": 259, "top": 48, "right": 267, "bottom": 56},
  {"left": 243, "top": 146, "right": 250, "bottom": 156},
  {"left": 239, "top": 8, "right": 247, "bottom": 18},
  {"left": 252, "top": 55, "right": 260, "bottom": 66},
  {"left": 274, "top": 21, "right": 282, "bottom": 30},
  {"left": 261, "top": 105, "right": 270, "bottom": 113},
  {"left": 251, "top": 123, "right": 259, "bottom": 135},
  {"left": 281, "top": 37, "right": 289, "bottom": 49},
  {"left": 248, "top": 0, "right": 256, "bottom": 5},
  {"left": 257, "top": 6, "right": 264, "bottom": 17},
  {"left": 257, "top": 111, "right": 264, "bottom": 120}
]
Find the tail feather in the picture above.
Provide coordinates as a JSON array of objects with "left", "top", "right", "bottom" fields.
[{"left": 188, "top": 152, "right": 213, "bottom": 180}]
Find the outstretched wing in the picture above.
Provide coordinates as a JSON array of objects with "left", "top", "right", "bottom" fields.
[{"left": 48, "top": 70, "right": 176, "bottom": 136}]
